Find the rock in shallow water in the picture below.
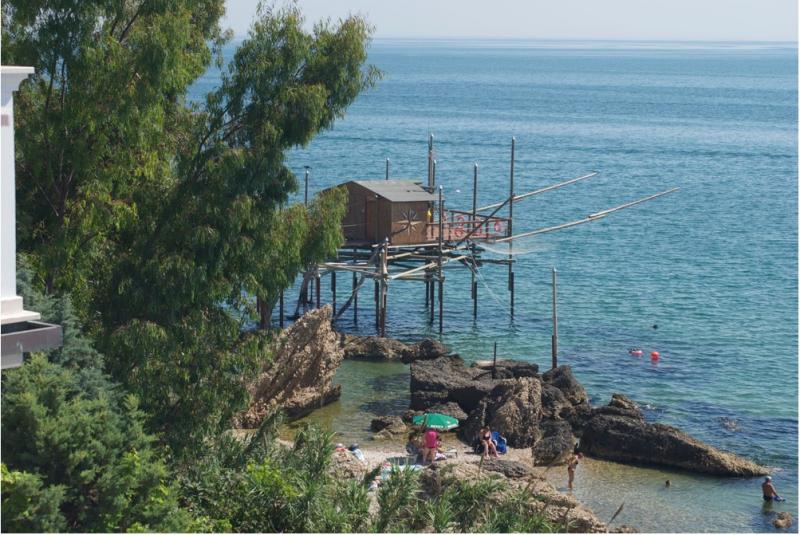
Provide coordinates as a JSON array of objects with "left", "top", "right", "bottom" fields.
[
  {"left": 580, "top": 397, "right": 770, "bottom": 477},
  {"left": 341, "top": 334, "right": 410, "bottom": 361}
]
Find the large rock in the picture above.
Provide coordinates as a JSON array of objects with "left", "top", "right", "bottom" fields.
[
  {"left": 481, "top": 458, "right": 536, "bottom": 479},
  {"left": 341, "top": 334, "right": 410, "bottom": 361},
  {"left": 401, "top": 338, "right": 450, "bottom": 363},
  {"left": 580, "top": 397, "right": 770, "bottom": 477},
  {"left": 533, "top": 420, "right": 577, "bottom": 466},
  {"left": 234, "top": 306, "right": 343, "bottom": 427},
  {"left": 370, "top": 416, "right": 407, "bottom": 435},
  {"left": 411, "top": 355, "right": 495, "bottom": 413},
  {"left": 472, "top": 359, "right": 539, "bottom": 378},
  {"left": 542, "top": 365, "right": 588, "bottom": 406},
  {"left": 460, "top": 378, "right": 542, "bottom": 448},
  {"left": 773, "top": 512, "right": 793, "bottom": 530}
]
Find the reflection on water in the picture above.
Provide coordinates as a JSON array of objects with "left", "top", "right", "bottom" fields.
[{"left": 544, "top": 457, "right": 797, "bottom": 533}]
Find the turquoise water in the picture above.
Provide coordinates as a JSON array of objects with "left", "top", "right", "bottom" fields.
[{"left": 193, "top": 39, "right": 798, "bottom": 531}]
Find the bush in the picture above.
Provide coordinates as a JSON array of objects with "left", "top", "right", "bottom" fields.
[
  {"left": 1, "top": 464, "right": 66, "bottom": 532},
  {"left": 1, "top": 356, "right": 200, "bottom": 532}
]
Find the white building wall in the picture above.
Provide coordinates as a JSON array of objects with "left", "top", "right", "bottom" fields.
[{"left": 1, "top": 66, "right": 39, "bottom": 325}]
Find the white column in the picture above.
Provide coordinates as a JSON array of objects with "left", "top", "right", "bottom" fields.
[{"left": 1, "top": 66, "right": 38, "bottom": 324}]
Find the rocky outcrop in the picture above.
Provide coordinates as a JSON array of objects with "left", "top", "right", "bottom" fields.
[
  {"left": 329, "top": 449, "right": 367, "bottom": 480},
  {"left": 580, "top": 395, "right": 770, "bottom": 477},
  {"left": 234, "top": 306, "right": 343, "bottom": 427},
  {"left": 471, "top": 359, "right": 539, "bottom": 378},
  {"left": 411, "top": 355, "right": 495, "bottom": 413},
  {"left": 341, "top": 334, "right": 410, "bottom": 361},
  {"left": 402, "top": 338, "right": 450, "bottom": 363},
  {"left": 370, "top": 416, "right": 407, "bottom": 438},
  {"left": 542, "top": 365, "right": 587, "bottom": 406},
  {"left": 480, "top": 458, "right": 536, "bottom": 479},
  {"left": 460, "top": 378, "right": 543, "bottom": 448},
  {"left": 341, "top": 335, "right": 450, "bottom": 363},
  {"left": 533, "top": 420, "right": 577, "bottom": 466}
]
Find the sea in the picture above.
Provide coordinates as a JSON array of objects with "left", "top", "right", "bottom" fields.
[{"left": 191, "top": 38, "right": 798, "bottom": 532}]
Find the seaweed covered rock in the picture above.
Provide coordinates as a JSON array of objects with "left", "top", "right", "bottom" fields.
[{"left": 234, "top": 306, "right": 343, "bottom": 427}]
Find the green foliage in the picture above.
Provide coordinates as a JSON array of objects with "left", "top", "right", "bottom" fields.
[
  {"left": 3, "top": 0, "right": 378, "bottom": 453},
  {"left": 375, "top": 466, "right": 422, "bottom": 532},
  {"left": 1, "top": 463, "right": 67, "bottom": 532},
  {"left": 1, "top": 356, "right": 199, "bottom": 532}
]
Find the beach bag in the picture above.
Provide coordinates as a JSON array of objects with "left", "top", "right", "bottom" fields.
[{"left": 492, "top": 431, "right": 507, "bottom": 454}]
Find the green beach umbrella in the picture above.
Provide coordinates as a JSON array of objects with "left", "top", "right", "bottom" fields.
[{"left": 412, "top": 412, "right": 458, "bottom": 431}]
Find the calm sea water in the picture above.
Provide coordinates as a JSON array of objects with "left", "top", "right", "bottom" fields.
[{"left": 193, "top": 39, "right": 798, "bottom": 532}]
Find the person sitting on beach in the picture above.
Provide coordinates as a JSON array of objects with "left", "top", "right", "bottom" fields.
[
  {"left": 480, "top": 426, "right": 499, "bottom": 460},
  {"left": 423, "top": 427, "right": 440, "bottom": 464},
  {"left": 406, "top": 432, "right": 423, "bottom": 462},
  {"left": 567, "top": 452, "right": 583, "bottom": 490},
  {"left": 762, "top": 476, "right": 785, "bottom": 502}
]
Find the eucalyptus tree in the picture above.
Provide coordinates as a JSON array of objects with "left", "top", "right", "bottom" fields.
[{"left": 3, "top": 1, "right": 379, "bottom": 451}]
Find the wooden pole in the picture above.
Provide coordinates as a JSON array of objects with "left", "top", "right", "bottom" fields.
[
  {"left": 331, "top": 270, "right": 337, "bottom": 315},
  {"left": 386, "top": 158, "right": 390, "bottom": 180},
  {"left": 438, "top": 185, "right": 444, "bottom": 335},
  {"left": 279, "top": 289, "right": 284, "bottom": 328},
  {"left": 492, "top": 341, "right": 497, "bottom": 379},
  {"left": 472, "top": 163, "right": 478, "bottom": 319},
  {"left": 429, "top": 274, "right": 435, "bottom": 324},
  {"left": 304, "top": 167, "right": 309, "bottom": 206},
  {"left": 315, "top": 270, "right": 321, "bottom": 308},
  {"left": 352, "top": 271, "right": 358, "bottom": 324},
  {"left": 552, "top": 267, "right": 558, "bottom": 370},
  {"left": 380, "top": 238, "right": 388, "bottom": 337},
  {"left": 374, "top": 194, "right": 380, "bottom": 243},
  {"left": 428, "top": 134, "right": 434, "bottom": 189},
  {"left": 432, "top": 159, "right": 437, "bottom": 191},
  {"left": 508, "top": 137, "right": 515, "bottom": 318}
]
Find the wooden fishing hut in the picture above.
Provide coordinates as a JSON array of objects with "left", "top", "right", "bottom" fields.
[{"left": 288, "top": 135, "right": 677, "bottom": 340}]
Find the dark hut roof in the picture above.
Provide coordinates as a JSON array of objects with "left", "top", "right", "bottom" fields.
[{"left": 351, "top": 180, "right": 437, "bottom": 202}]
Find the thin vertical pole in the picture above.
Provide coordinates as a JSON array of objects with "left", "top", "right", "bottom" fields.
[
  {"left": 492, "top": 341, "right": 498, "bottom": 379},
  {"left": 380, "top": 238, "right": 388, "bottom": 337},
  {"left": 508, "top": 137, "right": 515, "bottom": 318},
  {"left": 427, "top": 134, "right": 434, "bottom": 189},
  {"left": 374, "top": 194, "right": 379, "bottom": 243},
  {"left": 429, "top": 275, "right": 435, "bottom": 323},
  {"left": 352, "top": 271, "right": 358, "bottom": 324},
  {"left": 552, "top": 267, "right": 558, "bottom": 370},
  {"left": 331, "top": 271, "right": 337, "bottom": 315},
  {"left": 304, "top": 167, "right": 310, "bottom": 206},
  {"left": 432, "top": 159, "right": 437, "bottom": 191},
  {"left": 279, "top": 289, "right": 284, "bottom": 328},
  {"left": 315, "top": 270, "right": 321, "bottom": 309},
  {"left": 438, "top": 186, "right": 444, "bottom": 335},
  {"left": 385, "top": 158, "right": 390, "bottom": 180},
  {"left": 472, "top": 163, "right": 478, "bottom": 319}
]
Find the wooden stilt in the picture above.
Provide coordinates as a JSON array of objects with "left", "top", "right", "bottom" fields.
[
  {"left": 438, "top": 186, "right": 444, "bottom": 335},
  {"left": 315, "top": 271, "right": 321, "bottom": 309},
  {"left": 492, "top": 341, "right": 498, "bottom": 379},
  {"left": 508, "top": 137, "right": 515, "bottom": 318},
  {"left": 352, "top": 272, "right": 358, "bottom": 324},
  {"left": 552, "top": 267, "right": 558, "bottom": 370},
  {"left": 279, "top": 289, "right": 284, "bottom": 328},
  {"left": 429, "top": 275, "right": 435, "bottom": 324},
  {"left": 380, "top": 239, "right": 388, "bottom": 337},
  {"left": 331, "top": 271, "right": 337, "bottom": 315},
  {"left": 472, "top": 163, "right": 478, "bottom": 319}
]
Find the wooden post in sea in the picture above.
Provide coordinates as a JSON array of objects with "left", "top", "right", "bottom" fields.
[
  {"left": 331, "top": 270, "right": 337, "bottom": 315},
  {"left": 438, "top": 185, "right": 444, "bottom": 335},
  {"left": 354, "top": 279, "right": 360, "bottom": 324},
  {"left": 552, "top": 267, "right": 558, "bottom": 370},
  {"left": 492, "top": 341, "right": 498, "bottom": 379},
  {"left": 386, "top": 158, "right": 390, "bottom": 180},
  {"left": 472, "top": 162, "right": 479, "bottom": 319},
  {"left": 279, "top": 289, "right": 284, "bottom": 328},
  {"left": 380, "top": 238, "right": 389, "bottom": 337},
  {"left": 508, "top": 137, "right": 515, "bottom": 318},
  {"left": 428, "top": 134, "right": 434, "bottom": 189},
  {"left": 315, "top": 269, "right": 321, "bottom": 309}
]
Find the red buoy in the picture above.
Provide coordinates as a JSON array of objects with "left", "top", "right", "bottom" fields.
[{"left": 650, "top": 351, "right": 660, "bottom": 360}]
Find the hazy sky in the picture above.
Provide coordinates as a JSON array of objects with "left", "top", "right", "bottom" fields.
[{"left": 222, "top": 0, "right": 797, "bottom": 41}]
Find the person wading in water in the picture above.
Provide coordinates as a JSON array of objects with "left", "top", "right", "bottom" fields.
[{"left": 567, "top": 453, "right": 583, "bottom": 490}]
